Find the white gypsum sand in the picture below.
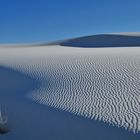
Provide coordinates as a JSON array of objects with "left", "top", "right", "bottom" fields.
[{"left": 0, "top": 42, "right": 140, "bottom": 134}]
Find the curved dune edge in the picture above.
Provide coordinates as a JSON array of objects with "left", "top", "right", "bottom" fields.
[
  {"left": 44, "top": 33, "right": 140, "bottom": 48},
  {"left": 0, "top": 46, "right": 140, "bottom": 133}
]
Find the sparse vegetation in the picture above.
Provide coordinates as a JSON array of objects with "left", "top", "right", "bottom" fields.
[{"left": 0, "top": 105, "right": 9, "bottom": 134}]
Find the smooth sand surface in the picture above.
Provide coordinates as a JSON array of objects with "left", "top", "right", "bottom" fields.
[
  {"left": 46, "top": 33, "right": 140, "bottom": 48},
  {"left": 0, "top": 34, "right": 140, "bottom": 139}
]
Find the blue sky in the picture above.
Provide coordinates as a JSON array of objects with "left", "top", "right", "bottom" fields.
[{"left": 0, "top": 0, "right": 140, "bottom": 43}]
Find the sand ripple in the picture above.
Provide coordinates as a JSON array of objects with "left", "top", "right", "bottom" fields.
[{"left": 0, "top": 46, "right": 140, "bottom": 133}]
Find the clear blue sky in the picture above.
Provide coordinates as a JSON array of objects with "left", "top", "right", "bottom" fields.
[{"left": 0, "top": 0, "right": 140, "bottom": 43}]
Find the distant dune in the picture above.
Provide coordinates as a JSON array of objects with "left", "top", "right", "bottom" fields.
[
  {"left": 46, "top": 32, "right": 140, "bottom": 48},
  {"left": 0, "top": 33, "right": 140, "bottom": 139}
]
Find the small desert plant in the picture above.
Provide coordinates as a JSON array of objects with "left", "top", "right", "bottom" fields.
[{"left": 0, "top": 105, "right": 9, "bottom": 134}]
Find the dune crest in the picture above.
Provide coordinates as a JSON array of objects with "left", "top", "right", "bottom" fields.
[{"left": 44, "top": 33, "right": 140, "bottom": 48}]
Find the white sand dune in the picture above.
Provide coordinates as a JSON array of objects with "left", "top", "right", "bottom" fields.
[
  {"left": 45, "top": 32, "right": 140, "bottom": 48},
  {"left": 0, "top": 33, "right": 140, "bottom": 139}
]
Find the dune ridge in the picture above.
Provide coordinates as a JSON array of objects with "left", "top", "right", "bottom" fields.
[
  {"left": 0, "top": 45, "right": 140, "bottom": 133},
  {"left": 44, "top": 33, "right": 140, "bottom": 48}
]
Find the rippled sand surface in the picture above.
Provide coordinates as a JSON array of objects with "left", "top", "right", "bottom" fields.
[{"left": 0, "top": 45, "right": 139, "bottom": 135}]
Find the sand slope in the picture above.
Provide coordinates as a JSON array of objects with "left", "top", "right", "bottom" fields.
[{"left": 0, "top": 34, "right": 140, "bottom": 139}]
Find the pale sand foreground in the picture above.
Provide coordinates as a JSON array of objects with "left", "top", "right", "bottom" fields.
[{"left": 0, "top": 35, "right": 140, "bottom": 139}]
